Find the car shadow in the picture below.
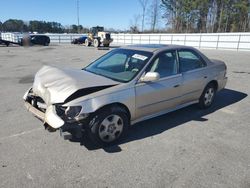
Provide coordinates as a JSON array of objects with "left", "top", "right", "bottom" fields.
[{"left": 68, "top": 88, "right": 247, "bottom": 152}]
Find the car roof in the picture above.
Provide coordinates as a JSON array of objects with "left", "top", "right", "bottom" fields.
[{"left": 121, "top": 44, "right": 195, "bottom": 53}]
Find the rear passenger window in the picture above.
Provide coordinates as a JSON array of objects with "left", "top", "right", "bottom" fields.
[{"left": 178, "top": 50, "right": 206, "bottom": 72}]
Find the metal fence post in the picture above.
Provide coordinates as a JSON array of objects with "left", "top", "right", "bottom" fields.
[
  {"left": 171, "top": 35, "right": 173, "bottom": 44},
  {"left": 216, "top": 35, "right": 220, "bottom": 49},
  {"left": 199, "top": 34, "right": 202, "bottom": 48},
  {"left": 184, "top": 35, "right": 186, "bottom": 45},
  {"left": 59, "top": 35, "right": 61, "bottom": 43},
  {"left": 237, "top": 34, "right": 241, "bottom": 51},
  {"left": 159, "top": 35, "right": 161, "bottom": 44}
]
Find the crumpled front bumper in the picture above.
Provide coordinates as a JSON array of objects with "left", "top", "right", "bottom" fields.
[{"left": 23, "top": 88, "right": 64, "bottom": 129}]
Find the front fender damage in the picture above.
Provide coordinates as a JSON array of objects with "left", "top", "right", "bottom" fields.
[
  {"left": 23, "top": 85, "right": 117, "bottom": 130},
  {"left": 45, "top": 105, "right": 64, "bottom": 129}
]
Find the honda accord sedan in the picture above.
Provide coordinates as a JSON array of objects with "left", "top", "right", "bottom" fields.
[{"left": 23, "top": 44, "right": 227, "bottom": 146}]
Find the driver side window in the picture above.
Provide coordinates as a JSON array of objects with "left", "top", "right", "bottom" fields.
[{"left": 146, "top": 51, "right": 178, "bottom": 78}]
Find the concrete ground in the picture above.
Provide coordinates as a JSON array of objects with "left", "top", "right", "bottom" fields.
[{"left": 0, "top": 44, "right": 249, "bottom": 188}]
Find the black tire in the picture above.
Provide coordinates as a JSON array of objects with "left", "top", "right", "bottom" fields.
[
  {"left": 93, "top": 39, "right": 100, "bottom": 48},
  {"left": 198, "top": 83, "right": 216, "bottom": 109},
  {"left": 87, "top": 106, "right": 129, "bottom": 147},
  {"left": 85, "top": 39, "right": 91, "bottom": 46}
]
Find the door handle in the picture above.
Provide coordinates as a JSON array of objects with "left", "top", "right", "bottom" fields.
[
  {"left": 174, "top": 84, "right": 180, "bottom": 88},
  {"left": 204, "top": 76, "right": 207, "bottom": 79}
]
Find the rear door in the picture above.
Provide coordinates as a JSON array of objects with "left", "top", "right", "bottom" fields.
[
  {"left": 178, "top": 49, "right": 208, "bottom": 104},
  {"left": 135, "top": 50, "right": 182, "bottom": 119}
]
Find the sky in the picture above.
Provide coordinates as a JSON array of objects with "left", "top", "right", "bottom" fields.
[{"left": 0, "top": 0, "right": 165, "bottom": 30}]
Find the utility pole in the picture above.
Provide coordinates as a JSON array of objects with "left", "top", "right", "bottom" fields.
[{"left": 77, "top": 0, "right": 80, "bottom": 33}]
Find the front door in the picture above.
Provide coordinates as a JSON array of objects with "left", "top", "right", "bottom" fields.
[{"left": 135, "top": 50, "right": 182, "bottom": 119}]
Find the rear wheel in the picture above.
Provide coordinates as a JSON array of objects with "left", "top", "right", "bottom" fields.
[
  {"left": 93, "top": 39, "right": 100, "bottom": 48},
  {"left": 199, "top": 83, "right": 216, "bottom": 109},
  {"left": 87, "top": 106, "right": 129, "bottom": 147}
]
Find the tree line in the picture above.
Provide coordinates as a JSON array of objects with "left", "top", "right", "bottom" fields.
[
  {"left": 132, "top": 0, "right": 250, "bottom": 33},
  {"left": 1, "top": 0, "right": 249, "bottom": 34},
  {"left": 0, "top": 19, "right": 89, "bottom": 33}
]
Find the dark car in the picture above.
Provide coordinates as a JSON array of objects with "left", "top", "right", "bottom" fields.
[
  {"left": 0, "top": 39, "right": 8, "bottom": 46},
  {"left": 71, "top": 36, "right": 87, "bottom": 44},
  {"left": 21, "top": 35, "right": 50, "bottom": 46}
]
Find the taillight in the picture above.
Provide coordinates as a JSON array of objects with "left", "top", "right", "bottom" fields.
[{"left": 224, "top": 64, "right": 227, "bottom": 77}]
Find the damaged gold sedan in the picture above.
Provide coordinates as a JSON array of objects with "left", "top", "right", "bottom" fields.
[{"left": 23, "top": 44, "right": 227, "bottom": 146}]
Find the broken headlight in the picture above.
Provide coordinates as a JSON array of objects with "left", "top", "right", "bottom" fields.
[
  {"left": 65, "top": 106, "right": 82, "bottom": 120},
  {"left": 55, "top": 105, "right": 88, "bottom": 122}
]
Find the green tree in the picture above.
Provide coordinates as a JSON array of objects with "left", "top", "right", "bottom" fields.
[
  {"left": 231, "top": 0, "right": 249, "bottom": 31},
  {"left": 195, "top": 0, "right": 210, "bottom": 32},
  {"left": 70, "top": 24, "right": 78, "bottom": 33},
  {"left": 0, "top": 21, "right": 2, "bottom": 31},
  {"left": 3, "top": 19, "right": 27, "bottom": 32}
]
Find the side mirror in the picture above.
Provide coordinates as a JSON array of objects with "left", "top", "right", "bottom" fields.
[{"left": 140, "top": 72, "right": 160, "bottom": 82}]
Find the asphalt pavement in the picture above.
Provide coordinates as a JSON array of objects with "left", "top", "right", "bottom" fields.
[{"left": 0, "top": 44, "right": 249, "bottom": 188}]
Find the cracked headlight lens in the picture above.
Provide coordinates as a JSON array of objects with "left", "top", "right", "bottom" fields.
[{"left": 65, "top": 106, "right": 82, "bottom": 119}]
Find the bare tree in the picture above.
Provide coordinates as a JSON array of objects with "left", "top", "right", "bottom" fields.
[
  {"left": 148, "top": 0, "right": 161, "bottom": 32},
  {"left": 129, "top": 14, "right": 141, "bottom": 33},
  {"left": 139, "top": 0, "right": 149, "bottom": 32}
]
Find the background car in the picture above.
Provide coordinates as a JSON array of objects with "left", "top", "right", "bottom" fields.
[
  {"left": 71, "top": 36, "right": 87, "bottom": 44},
  {"left": 23, "top": 44, "right": 227, "bottom": 146},
  {"left": 20, "top": 35, "right": 50, "bottom": 46}
]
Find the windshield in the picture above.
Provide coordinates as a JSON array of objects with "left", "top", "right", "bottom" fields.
[{"left": 85, "top": 49, "right": 153, "bottom": 82}]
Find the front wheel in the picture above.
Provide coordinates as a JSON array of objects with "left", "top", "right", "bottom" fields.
[
  {"left": 199, "top": 83, "right": 216, "bottom": 109},
  {"left": 93, "top": 39, "right": 100, "bottom": 48},
  {"left": 87, "top": 106, "right": 129, "bottom": 146},
  {"left": 85, "top": 39, "right": 91, "bottom": 46}
]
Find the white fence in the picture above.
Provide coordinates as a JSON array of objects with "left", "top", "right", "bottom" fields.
[
  {"left": 111, "top": 33, "right": 250, "bottom": 51},
  {"left": 45, "top": 32, "right": 250, "bottom": 51},
  {"left": 47, "top": 33, "right": 85, "bottom": 43}
]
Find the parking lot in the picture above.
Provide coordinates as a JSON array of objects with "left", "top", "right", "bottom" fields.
[{"left": 0, "top": 44, "right": 249, "bottom": 188}]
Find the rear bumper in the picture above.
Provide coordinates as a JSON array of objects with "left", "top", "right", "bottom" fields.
[{"left": 218, "top": 77, "right": 228, "bottom": 91}]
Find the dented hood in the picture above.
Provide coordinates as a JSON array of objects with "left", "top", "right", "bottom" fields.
[{"left": 32, "top": 65, "right": 119, "bottom": 104}]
